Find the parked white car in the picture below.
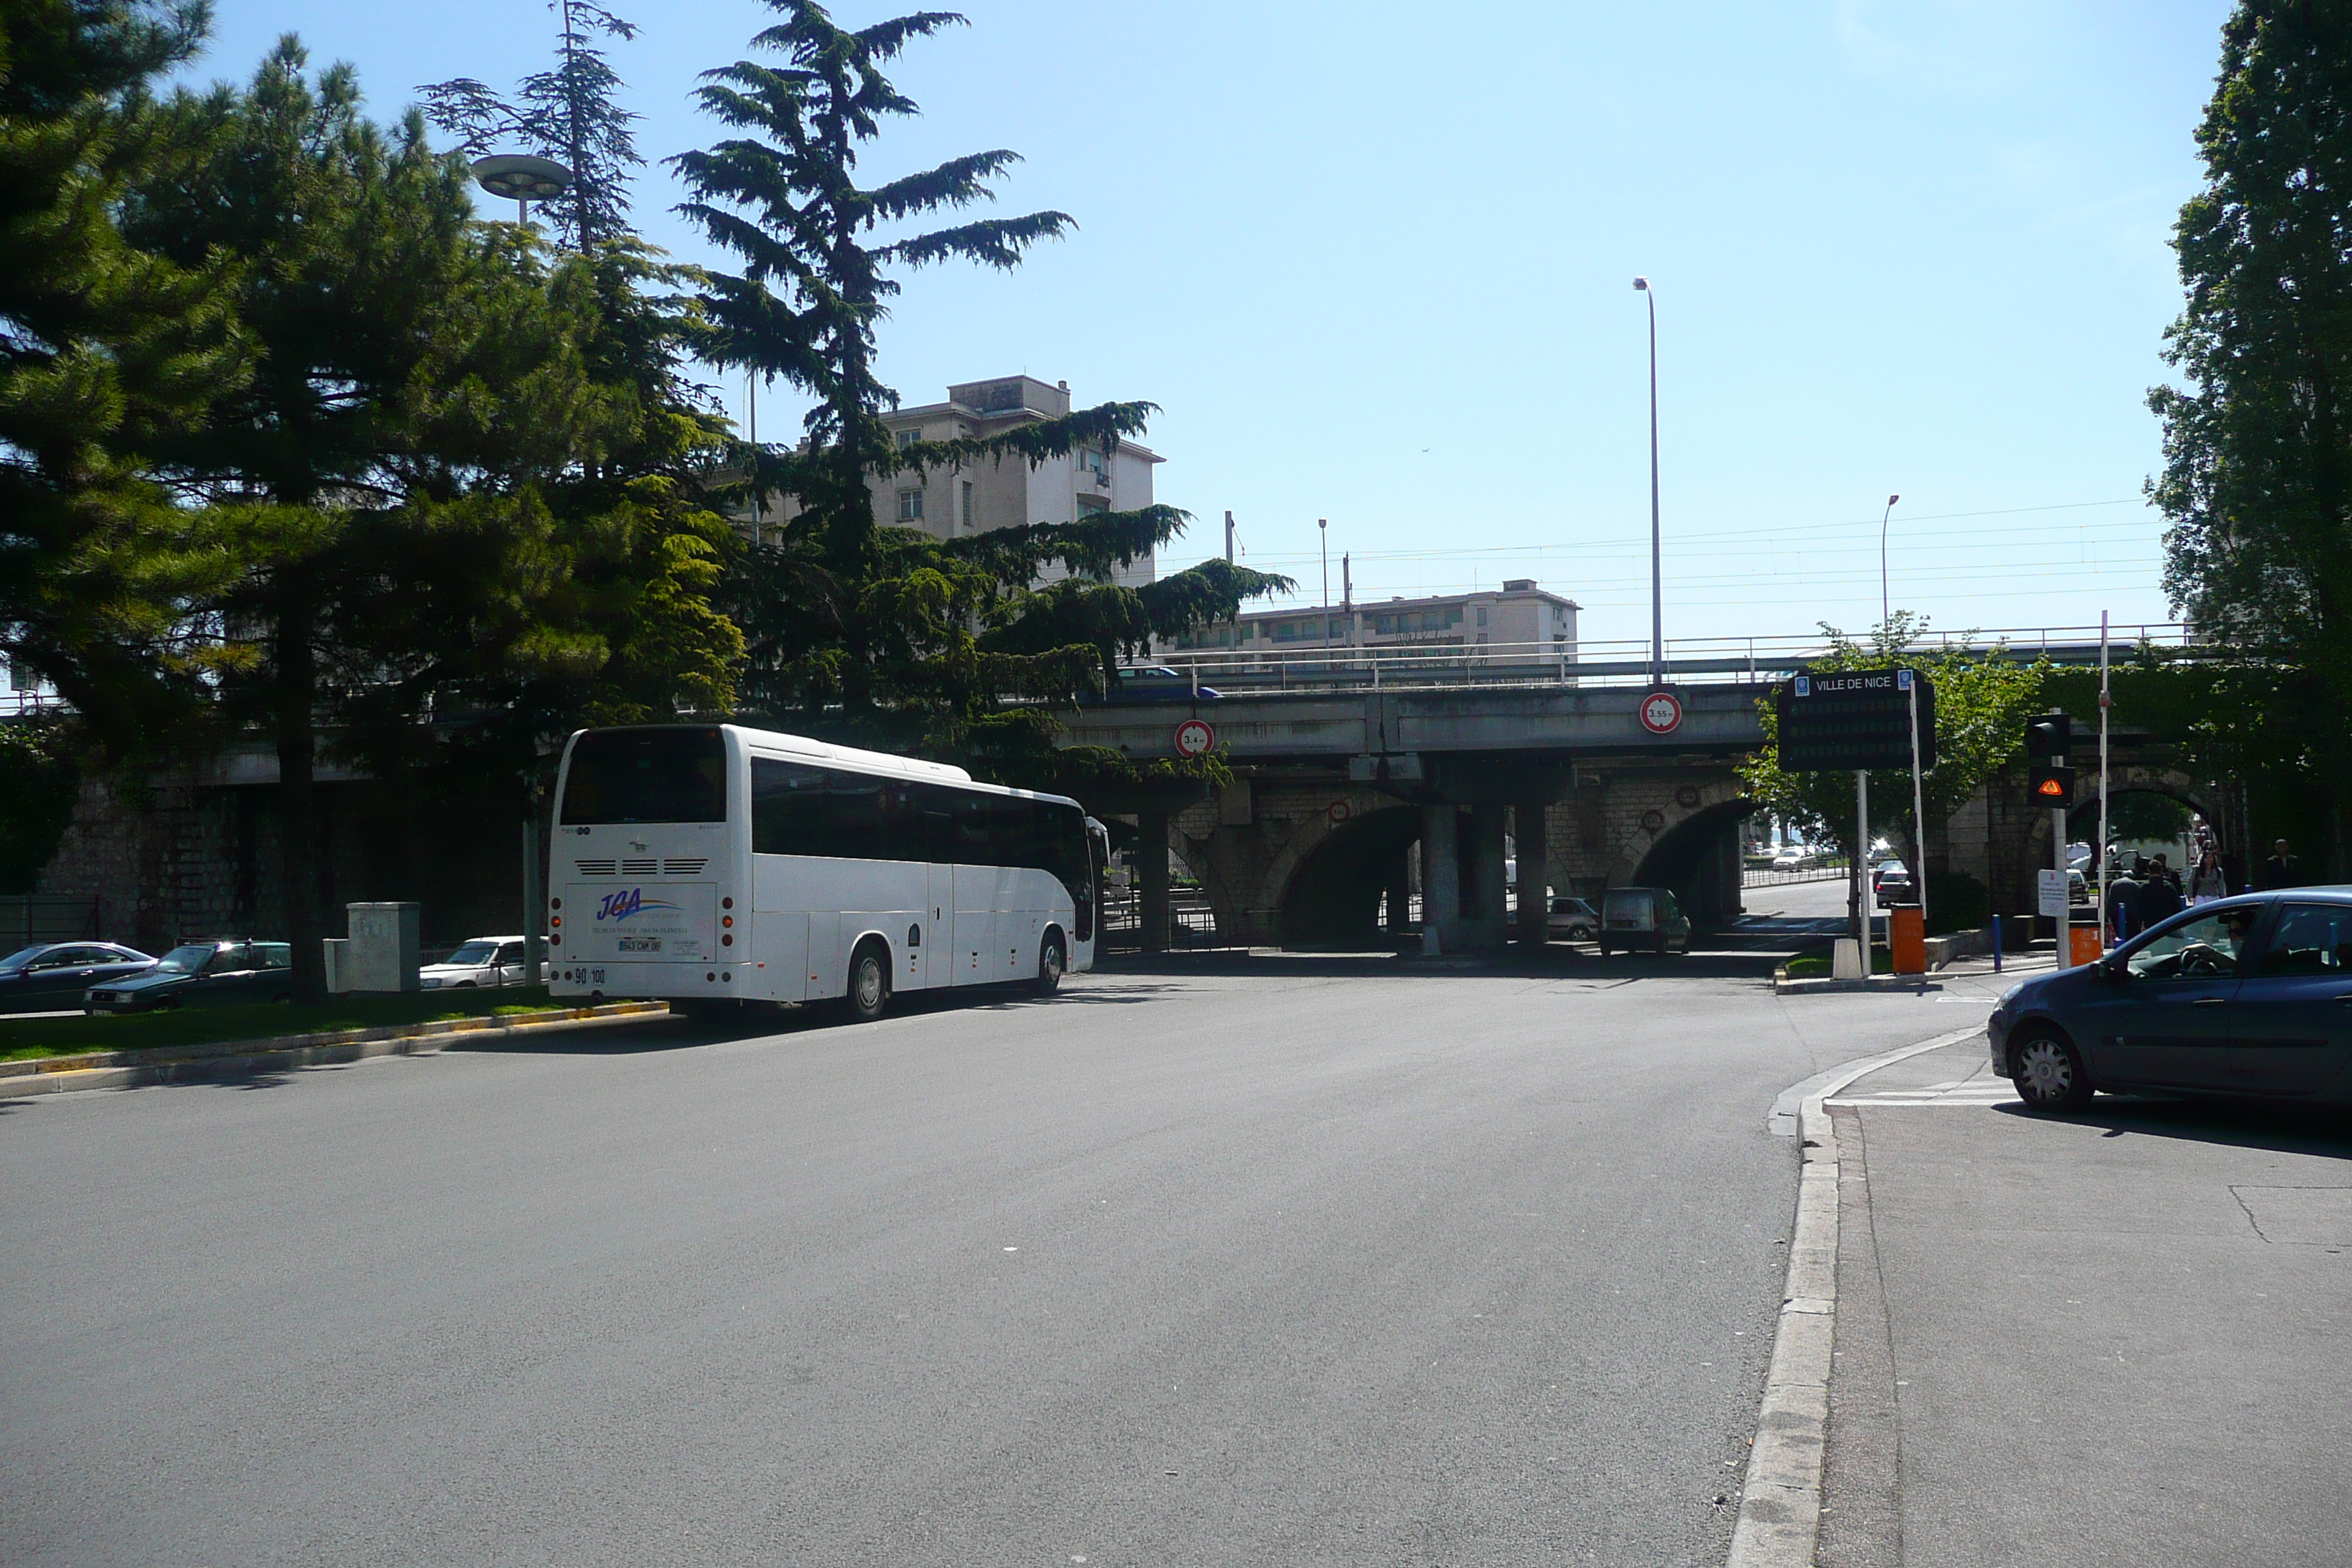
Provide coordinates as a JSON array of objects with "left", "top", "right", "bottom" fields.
[
  {"left": 420, "top": 936, "right": 529, "bottom": 990},
  {"left": 1770, "top": 847, "right": 1808, "bottom": 870}
]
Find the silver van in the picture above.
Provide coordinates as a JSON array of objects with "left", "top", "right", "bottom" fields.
[{"left": 1597, "top": 886, "right": 1692, "bottom": 956}]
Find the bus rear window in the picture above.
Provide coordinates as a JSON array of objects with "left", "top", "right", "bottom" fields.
[{"left": 559, "top": 729, "right": 728, "bottom": 824}]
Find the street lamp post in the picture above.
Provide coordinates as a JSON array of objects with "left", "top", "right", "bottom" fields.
[
  {"left": 1634, "top": 278, "right": 1662, "bottom": 687},
  {"left": 1319, "top": 518, "right": 1330, "bottom": 653},
  {"left": 470, "top": 154, "right": 573, "bottom": 228},
  {"left": 1879, "top": 492, "right": 1901, "bottom": 633}
]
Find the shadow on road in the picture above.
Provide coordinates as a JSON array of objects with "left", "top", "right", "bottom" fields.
[{"left": 1996, "top": 1096, "right": 2352, "bottom": 1158}]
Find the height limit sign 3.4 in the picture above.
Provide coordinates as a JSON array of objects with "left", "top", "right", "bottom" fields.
[{"left": 1775, "top": 670, "right": 1937, "bottom": 772}]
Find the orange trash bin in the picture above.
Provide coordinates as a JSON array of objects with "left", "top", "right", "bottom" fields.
[
  {"left": 2069, "top": 924, "right": 2103, "bottom": 968},
  {"left": 1890, "top": 906, "right": 1926, "bottom": 975}
]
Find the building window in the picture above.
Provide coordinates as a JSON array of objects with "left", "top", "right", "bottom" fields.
[
  {"left": 895, "top": 429, "right": 919, "bottom": 449},
  {"left": 1476, "top": 606, "right": 1488, "bottom": 627},
  {"left": 1078, "top": 499, "right": 1108, "bottom": 518},
  {"left": 897, "top": 488, "right": 924, "bottom": 521},
  {"left": 960, "top": 481, "right": 973, "bottom": 529}
]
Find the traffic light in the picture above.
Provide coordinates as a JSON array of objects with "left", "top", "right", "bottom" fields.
[
  {"left": 2023, "top": 713, "right": 2071, "bottom": 760},
  {"left": 2028, "top": 764, "right": 2076, "bottom": 808}
]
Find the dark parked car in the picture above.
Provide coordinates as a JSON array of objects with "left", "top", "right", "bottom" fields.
[
  {"left": 1989, "top": 889, "right": 2352, "bottom": 1112},
  {"left": 1092, "top": 664, "right": 1224, "bottom": 704},
  {"left": 83, "top": 940, "right": 295, "bottom": 1014},
  {"left": 0, "top": 943, "right": 155, "bottom": 1014}
]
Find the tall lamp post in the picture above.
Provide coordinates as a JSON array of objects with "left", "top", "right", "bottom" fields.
[
  {"left": 1319, "top": 518, "right": 1330, "bottom": 652},
  {"left": 470, "top": 154, "right": 572, "bottom": 227},
  {"left": 1879, "top": 493, "right": 1901, "bottom": 633},
  {"left": 1634, "top": 277, "right": 1662, "bottom": 687}
]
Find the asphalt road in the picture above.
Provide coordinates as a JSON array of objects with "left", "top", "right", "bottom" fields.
[{"left": 0, "top": 957, "right": 1987, "bottom": 1567}]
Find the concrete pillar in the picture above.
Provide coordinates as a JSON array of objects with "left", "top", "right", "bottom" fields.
[
  {"left": 1420, "top": 804, "right": 1458, "bottom": 954},
  {"left": 1469, "top": 804, "right": 1508, "bottom": 949},
  {"left": 1515, "top": 800, "right": 1549, "bottom": 949},
  {"left": 1138, "top": 809, "right": 1171, "bottom": 953}
]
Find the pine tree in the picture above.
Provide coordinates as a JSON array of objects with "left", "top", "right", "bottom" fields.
[
  {"left": 0, "top": 0, "right": 245, "bottom": 747},
  {"left": 2152, "top": 0, "right": 2352, "bottom": 866},
  {"left": 127, "top": 41, "right": 741, "bottom": 998},
  {"left": 672, "top": 0, "right": 1286, "bottom": 776},
  {"left": 416, "top": 0, "right": 644, "bottom": 249}
]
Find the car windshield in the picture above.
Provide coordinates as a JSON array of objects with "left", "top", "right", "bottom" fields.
[
  {"left": 445, "top": 941, "right": 500, "bottom": 965},
  {"left": 0, "top": 945, "right": 44, "bottom": 971},
  {"left": 152, "top": 944, "right": 216, "bottom": 973},
  {"left": 2125, "top": 906, "right": 2261, "bottom": 980}
]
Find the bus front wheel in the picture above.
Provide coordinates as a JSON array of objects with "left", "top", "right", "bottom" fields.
[
  {"left": 845, "top": 941, "right": 890, "bottom": 1024},
  {"left": 1033, "top": 931, "right": 1066, "bottom": 996}
]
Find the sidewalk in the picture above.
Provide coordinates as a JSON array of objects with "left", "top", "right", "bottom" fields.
[{"left": 1816, "top": 1038, "right": 2352, "bottom": 1567}]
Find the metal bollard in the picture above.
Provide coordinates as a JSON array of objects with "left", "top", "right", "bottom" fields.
[{"left": 1991, "top": 913, "right": 2002, "bottom": 973}]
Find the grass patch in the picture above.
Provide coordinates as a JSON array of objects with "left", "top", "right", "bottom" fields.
[
  {"left": 1784, "top": 946, "right": 1896, "bottom": 979},
  {"left": 0, "top": 987, "right": 560, "bottom": 1062}
]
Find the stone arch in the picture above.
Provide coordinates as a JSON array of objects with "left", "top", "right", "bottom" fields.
[
  {"left": 1630, "top": 797, "right": 1757, "bottom": 921},
  {"left": 1274, "top": 802, "right": 1423, "bottom": 946}
]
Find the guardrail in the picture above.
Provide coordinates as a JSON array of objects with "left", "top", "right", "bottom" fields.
[{"left": 1147, "top": 623, "right": 2198, "bottom": 697}]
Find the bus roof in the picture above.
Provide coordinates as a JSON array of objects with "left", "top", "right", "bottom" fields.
[{"left": 559, "top": 724, "right": 1083, "bottom": 807}]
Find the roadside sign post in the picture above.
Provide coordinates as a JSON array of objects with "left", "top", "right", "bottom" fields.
[
  {"left": 1903, "top": 668, "right": 1928, "bottom": 987},
  {"left": 2097, "top": 613, "right": 2111, "bottom": 949},
  {"left": 1776, "top": 670, "right": 1938, "bottom": 973}
]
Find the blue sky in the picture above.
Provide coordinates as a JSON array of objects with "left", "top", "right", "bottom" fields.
[{"left": 182, "top": 0, "right": 2232, "bottom": 655}]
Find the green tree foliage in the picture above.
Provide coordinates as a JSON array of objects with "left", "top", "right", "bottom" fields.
[
  {"left": 671, "top": 1, "right": 1286, "bottom": 780},
  {"left": 417, "top": 0, "right": 644, "bottom": 249},
  {"left": 0, "top": 712, "right": 83, "bottom": 894},
  {"left": 124, "top": 42, "right": 740, "bottom": 997},
  {"left": 1738, "top": 614, "right": 2051, "bottom": 875},
  {"left": 0, "top": 0, "right": 245, "bottom": 748},
  {"left": 2151, "top": 1, "right": 2352, "bottom": 864}
]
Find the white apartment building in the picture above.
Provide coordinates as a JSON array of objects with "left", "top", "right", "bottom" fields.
[
  {"left": 734, "top": 375, "right": 1164, "bottom": 589},
  {"left": 1166, "top": 578, "right": 1579, "bottom": 661}
]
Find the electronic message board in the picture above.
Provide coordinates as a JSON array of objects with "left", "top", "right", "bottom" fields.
[{"left": 1774, "top": 669, "right": 1937, "bottom": 772}]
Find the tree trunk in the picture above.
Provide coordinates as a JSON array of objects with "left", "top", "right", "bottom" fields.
[{"left": 275, "top": 587, "right": 327, "bottom": 1003}]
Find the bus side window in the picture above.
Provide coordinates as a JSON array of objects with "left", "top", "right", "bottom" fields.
[{"left": 752, "top": 758, "right": 828, "bottom": 855}]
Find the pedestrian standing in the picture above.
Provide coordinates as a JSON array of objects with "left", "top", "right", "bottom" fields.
[
  {"left": 2134, "top": 856, "right": 2185, "bottom": 931},
  {"left": 2187, "top": 851, "right": 2226, "bottom": 905},
  {"left": 2256, "top": 839, "right": 2304, "bottom": 891},
  {"left": 2106, "top": 861, "right": 2141, "bottom": 943}
]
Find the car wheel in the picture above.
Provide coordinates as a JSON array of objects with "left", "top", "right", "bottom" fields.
[
  {"left": 2012, "top": 1030, "right": 2094, "bottom": 1113},
  {"left": 843, "top": 941, "right": 890, "bottom": 1025},
  {"left": 1033, "top": 931, "right": 1066, "bottom": 996},
  {"left": 456, "top": 981, "right": 476, "bottom": 989}
]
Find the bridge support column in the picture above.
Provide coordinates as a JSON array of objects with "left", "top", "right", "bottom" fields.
[
  {"left": 1420, "top": 805, "right": 1458, "bottom": 954},
  {"left": 1468, "top": 805, "right": 1508, "bottom": 951},
  {"left": 1384, "top": 850, "right": 1414, "bottom": 939},
  {"left": 1138, "top": 808, "right": 1170, "bottom": 953},
  {"left": 1515, "top": 799, "right": 1549, "bottom": 949}
]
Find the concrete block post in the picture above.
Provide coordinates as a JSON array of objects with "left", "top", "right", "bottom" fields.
[
  {"left": 1138, "top": 809, "right": 1171, "bottom": 954},
  {"left": 1420, "top": 804, "right": 1458, "bottom": 954},
  {"left": 344, "top": 902, "right": 421, "bottom": 993},
  {"left": 1384, "top": 849, "right": 1414, "bottom": 938},
  {"left": 1515, "top": 800, "right": 1550, "bottom": 949}
]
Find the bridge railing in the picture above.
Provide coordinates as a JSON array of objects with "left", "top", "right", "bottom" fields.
[{"left": 1147, "top": 623, "right": 2198, "bottom": 696}]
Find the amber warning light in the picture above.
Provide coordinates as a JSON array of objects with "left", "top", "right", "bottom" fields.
[{"left": 2028, "top": 765, "right": 2076, "bottom": 807}]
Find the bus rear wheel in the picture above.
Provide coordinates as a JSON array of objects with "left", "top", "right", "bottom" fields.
[
  {"left": 1033, "top": 932, "right": 1066, "bottom": 996},
  {"left": 844, "top": 941, "right": 890, "bottom": 1024}
]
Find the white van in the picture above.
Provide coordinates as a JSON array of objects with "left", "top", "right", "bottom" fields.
[{"left": 1597, "top": 886, "right": 1692, "bottom": 957}]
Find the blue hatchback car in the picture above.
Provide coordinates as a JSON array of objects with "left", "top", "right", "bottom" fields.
[{"left": 1989, "top": 888, "right": 2352, "bottom": 1112}]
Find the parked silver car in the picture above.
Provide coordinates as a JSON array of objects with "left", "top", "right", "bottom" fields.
[
  {"left": 1547, "top": 896, "right": 1599, "bottom": 942},
  {"left": 419, "top": 936, "right": 530, "bottom": 990},
  {"left": 1989, "top": 889, "right": 2352, "bottom": 1112}
]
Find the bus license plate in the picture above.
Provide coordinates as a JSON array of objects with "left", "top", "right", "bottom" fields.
[{"left": 618, "top": 938, "right": 662, "bottom": 953}]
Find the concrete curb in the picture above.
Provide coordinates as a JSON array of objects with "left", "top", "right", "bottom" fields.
[
  {"left": 1729, "top": 1024, "right": 1990, "bottom": 1568},
  {"left": 1771, "top": 971, "right": 1938, "bottom": 995},
  {"left": 0, "top": 1001, "right": 670, "bottom": 1100}
]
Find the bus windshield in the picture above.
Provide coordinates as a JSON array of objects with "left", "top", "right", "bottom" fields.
[{"left": 561, "top": 729, "right": 727, "bottom": 825}]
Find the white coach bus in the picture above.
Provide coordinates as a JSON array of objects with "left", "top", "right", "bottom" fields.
[{"left": 546, "top": 725, "right": 1107, "bottom": 1021}]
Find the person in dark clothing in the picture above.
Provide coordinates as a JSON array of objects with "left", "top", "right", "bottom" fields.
[
  {"left": 2133, "top": 856, "right": 2185, "bottom": 930},
  {"left": 2256, "top": 839, "right": 2304, "bottom": 892},
  {"left": 2106, "top": 863, "right": 2141, "bottom": 942}
]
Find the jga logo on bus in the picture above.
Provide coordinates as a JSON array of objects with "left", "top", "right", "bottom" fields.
[{"left": 595, "top": 887, "right": 681, "bottom": 923}]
